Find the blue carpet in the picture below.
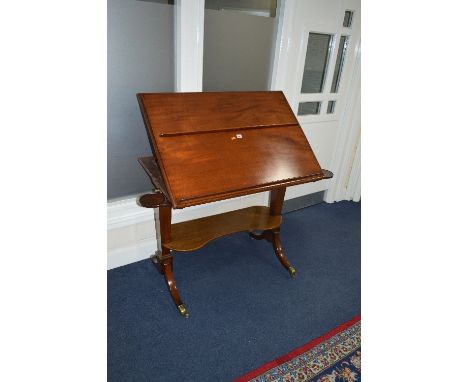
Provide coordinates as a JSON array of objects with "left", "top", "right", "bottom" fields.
[{"left": 108, "top": 201, "right": 360, "bottom": 381}]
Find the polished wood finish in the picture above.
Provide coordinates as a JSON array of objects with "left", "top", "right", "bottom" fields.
[
  {"left": 150, "top": 205, "right": 189, "bottom": 318},
  {"left": 249, "top": 187, "right": 296, "bottom": 277},
  {"left": 269, "top": 187, "right": 286, "bottom": 216},
  {"left": 165, "top": 206, "right": 281, "bottom": 252},
  {"left": 156, "top": 126, "right": 322, "bottom": 207},
  {"left": 249, "top": 229, "right": 295, "bottom": 277},
  {"left": 138, "top": 91, "right": 297, "bottom": 136},
  {"left": 136, "top": 91, "right": 333, "bottom": 317},
  {"left": 138, "top": 192, "right": 167, "bottom": 208},
  {"left": 137, "top": 91, "right": 330, "bottom": 209},
  {"left": 138, "top": 156, "right": 170, "bottom": 200},
  {"left": 139, "top": 154, "right": 331, "bottom": 208}
]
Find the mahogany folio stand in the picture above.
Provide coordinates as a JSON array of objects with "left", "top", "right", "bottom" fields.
[{"left": 137, "top": 91, "right": 332, "bottom": 318}]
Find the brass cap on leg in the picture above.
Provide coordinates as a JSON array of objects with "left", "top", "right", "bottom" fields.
[
  {"left": 288, "top": 266, "right": 296, "bottom": 277},
  {"left": 177, "top": 304, "right": 189, "bottom": 318}
]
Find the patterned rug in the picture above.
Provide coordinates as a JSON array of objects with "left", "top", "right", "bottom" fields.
[{"left": 234, "top": 315, "right": 361, "bottom": 382}]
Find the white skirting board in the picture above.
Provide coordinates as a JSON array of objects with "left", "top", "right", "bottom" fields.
[
  {"left": 107, "top": 237, "right": 157, "bottom": 271},
  {"left": 107, "top": 192, "right": 268, "bottom": 270}
]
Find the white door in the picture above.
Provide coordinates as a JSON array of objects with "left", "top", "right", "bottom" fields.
[{"left": 271, "top": 0, "right": 361, "bottom": 202}]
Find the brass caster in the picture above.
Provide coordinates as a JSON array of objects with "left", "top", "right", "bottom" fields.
[
  {"left": 177, "top": 304, "right": 189, "bottom": 318},
  {"left": 288, "top": 266, "right": 296, "bottom": 278}
]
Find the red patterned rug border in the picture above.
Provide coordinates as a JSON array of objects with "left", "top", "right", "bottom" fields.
[{"left": 234, "top": 314, "right": 361, "bottom": 382}]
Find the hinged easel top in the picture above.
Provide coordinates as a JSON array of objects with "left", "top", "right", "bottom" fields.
[
  {"left": 138, "top": 91, "right": 297, "bottom": 136},
  {"left": 137, "top": 91, "right": 330, "bottom": 208}
]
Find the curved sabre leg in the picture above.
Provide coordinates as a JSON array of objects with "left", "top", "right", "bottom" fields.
[
  {"left": 248, "top": 228, "right": 297, "bottom": 277},
  {"left": 270, "top": 229, "right": 296, "bottom": 277},
  {"left": 152, "top": 250, "right": 189, "bottom": 318}
]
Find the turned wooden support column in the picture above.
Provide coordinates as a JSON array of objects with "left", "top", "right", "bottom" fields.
[
  {"left": 269, "top": 187, "right": 286, "bottom": 216},
  {"left": 151, "top": 203, "right": 172, "bottom": 275}
]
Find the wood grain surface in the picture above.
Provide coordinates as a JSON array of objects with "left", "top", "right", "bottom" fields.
[
  {"left": 164, "top": 206, "right": 281, "bottom": 251},
  {"left": 138, "top": 91, "right": 297, "bottom": 136},
  {"left": 137, "top": 91, "right": 330, "bottom": 208}
]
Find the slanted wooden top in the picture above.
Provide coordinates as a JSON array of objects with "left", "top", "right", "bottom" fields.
[{"left": 137, "top": 91, "right": 330, "bottom": 208}]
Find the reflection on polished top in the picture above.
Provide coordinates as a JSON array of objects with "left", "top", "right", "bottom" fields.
[{"left": 137, "top": 91, "right": 329, "bottom": 208}]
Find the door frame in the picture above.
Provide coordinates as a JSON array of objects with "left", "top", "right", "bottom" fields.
[
  {"left": 270, "top": 0, "right": 361, "bottom": 202},
  {"left": 174, "top": 0, "right": 205, "bottom": 92},
  {"left": 325, "top": 42, "right": 361, "bottom": 202}
]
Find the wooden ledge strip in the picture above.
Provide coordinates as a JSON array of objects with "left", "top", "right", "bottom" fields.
[
  {"left": 158, "top": 123, "right": 298, "bottom": 137},
  {"left": 177, "top": 171, "right": 328, "bottom": 203}
]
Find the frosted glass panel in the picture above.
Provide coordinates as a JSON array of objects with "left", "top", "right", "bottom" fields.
[
  {"left": 301, "top": 33, "right": 333, "bottom": 93},
  {"left": 298, "top": 102, "right": 321, "bottom": 115},
  {"left": 203, "top": 8, "right": 275, "bottom": 91},
  {"left": 107, "top": 0, "right": 174, "bottom": 199},
  {"left": 331, "top": 36, "right": 349, "bottom": 93}
]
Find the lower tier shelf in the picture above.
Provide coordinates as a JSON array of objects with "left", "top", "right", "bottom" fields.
[{"left": 164, "top": 206, "right": 281, "bottom": 252}]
